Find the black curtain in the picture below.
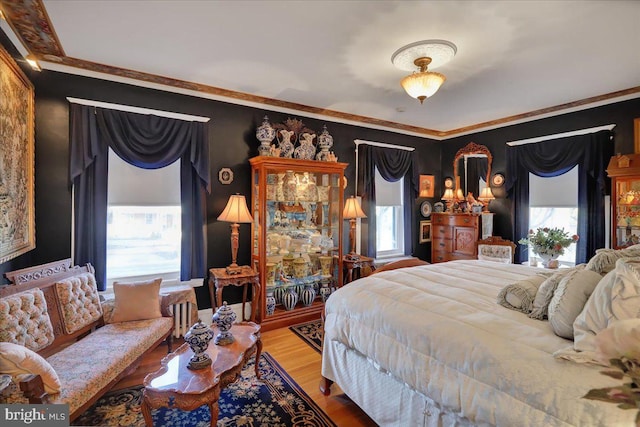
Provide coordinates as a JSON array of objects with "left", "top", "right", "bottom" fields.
[
  {"left": 70, "top": 105, "right": 210, "bottom": 290},
  {"left": 505, "top": 129, "right": 612, "bottom": 264},
  {"left": 359, "top": 145, "right": 418, "bottom": 257}
]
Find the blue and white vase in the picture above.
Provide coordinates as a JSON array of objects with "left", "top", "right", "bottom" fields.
[
  {"left": 301, "top": 283, "right": 316, "bottom": 307},
  {"left": 319, "top": 282, "right": 332, "bottom": 303},
  {"left": 316, "top": 125, "right": 334, "bottom": 161},
  {"left": 184, "top": 320, "right": 214, "bottom": 370},
  {"left": 212, "top": 301, "right": 236, "bottom": 345},
  {"left": 256, "top": 116, "right": 276, "bottom": 156},
  {"left": 282, "top": 286, "right": 299, "bottom": 311},
  {"left": 265, "top": 287, "right": 276, "bottom": 316}
]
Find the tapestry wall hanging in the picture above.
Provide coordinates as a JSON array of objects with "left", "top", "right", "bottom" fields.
[{"left": 0, "top": 45, "right": 35, "bottom": 263}]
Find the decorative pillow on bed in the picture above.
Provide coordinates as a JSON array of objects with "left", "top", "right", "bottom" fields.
[
  {"left": 547, "top": 268, "right": 603, "bottom": 339},
  {"left": 529, "top": 267, "right": 581, "bottom": 320},
  {"left": 110, "top": 278, "right": 162, "bottom": 323},
  {"left": 497, "top": 274, "right": 547, "bottom": 313},
  {"left": 0, "top": 342, "right": 61, "bottom": 394},
  {"left": 573, "top": 258, "right": 640, "bottom": 353},
  {"left": 585, "top": 245, "right": 640, "bottom": 275}
]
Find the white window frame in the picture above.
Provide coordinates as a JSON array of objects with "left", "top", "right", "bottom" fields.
[{"left": 375, "top": 170, "right": 405, "bottom": 259}]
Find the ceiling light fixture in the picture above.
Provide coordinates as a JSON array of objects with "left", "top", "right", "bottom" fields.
[{"left": 391, "top": 39, "right": 457, "bottom": 104}]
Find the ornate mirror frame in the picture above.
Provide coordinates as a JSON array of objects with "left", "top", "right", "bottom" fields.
[{"left": 453, "top": 142, "right": 493, "bottom": 194}]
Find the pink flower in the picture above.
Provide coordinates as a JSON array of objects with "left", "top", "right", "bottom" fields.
[
  {"left": 607, "top": 388, "right": 630, "bottom": 400},
  {"left": 572, "top": 234, "right": 579, "bottom": 241},
  {"left": 543, "top": 227, "right": 549, "bottom": 232}
]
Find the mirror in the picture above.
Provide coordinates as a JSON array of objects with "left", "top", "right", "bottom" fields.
[{"left": 453, "top": 142, "right": 492, "bottom": 198}]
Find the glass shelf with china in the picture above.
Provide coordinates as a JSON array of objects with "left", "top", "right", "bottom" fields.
[
  {"left": 607, "top": 154, "right": 640, "bottom": 249},
  {"left": 250, "top": 156, "right": 347, "bottom": 331}
]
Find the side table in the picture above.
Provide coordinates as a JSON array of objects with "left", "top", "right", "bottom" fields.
[
  {"left": 209, "top": 266, "right": 260, "bottom": 322},
  {"left": 142, "top": 322, "right": 261, "bottom": 427},
  {"left": 343, "top": 255, "right": 376, "bottom": 284}
]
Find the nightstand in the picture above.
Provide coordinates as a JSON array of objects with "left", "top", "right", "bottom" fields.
[
  {"left": 343, "top": 255, "right": 376, "bottom": 284},
  {"left": 208, "top": 266, "right": 261, "bottom": 322}
]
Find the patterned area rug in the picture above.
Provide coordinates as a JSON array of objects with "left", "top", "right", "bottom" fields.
[
  {"left": 289, "top": 319, "right": 323, "bottom": 354},
  {"left": 72, "top": 352, "right": 335, "bottom": 427}
]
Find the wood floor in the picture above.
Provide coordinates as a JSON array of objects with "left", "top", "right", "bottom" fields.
[{"left": 113, "top": 325, "right": 377, "bottom": 426}]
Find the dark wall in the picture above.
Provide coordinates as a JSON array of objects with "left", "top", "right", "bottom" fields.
[
  {"left": 0, "top": 30, "right": 441, "bottom": 308},
  {"left": 440, "top": 98, "right": 640, "bottom": 241}
]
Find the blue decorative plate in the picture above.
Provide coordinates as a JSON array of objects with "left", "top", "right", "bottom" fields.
[{"left": 420, "top": 200, "right": 432, "bottom": 217}]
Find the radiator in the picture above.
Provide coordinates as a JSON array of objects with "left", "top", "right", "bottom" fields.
[{"left": 171, "top": 302, "right": 192, "bottom": 338}]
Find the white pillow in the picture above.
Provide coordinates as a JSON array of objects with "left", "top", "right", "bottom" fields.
[
  {"left": 574, "top": 258, "right": 640, "bottom": 353},
  {"left": 497, "top": 275, "right": 547, "bottom": 313},
  {"left": 529, "top": 267, "right": 579, "bottom": 320},
  {"left": 0, "top": 342, "right": 61, "bottom": 394},
  {"left": 548, "top": 268, "right": 603, "bottom": 339},
  {"left": 585, "top": 245, "right": 640, "bottom": 275}
]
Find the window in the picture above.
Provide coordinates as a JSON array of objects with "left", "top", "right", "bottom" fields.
[
  {"left": 528, "top": 167, "right": 578, "bottom": 265},
  {"left": 375, "top": 168, "right": 404, "bottom": 258},
  {"left": 106, "top": 149, "right": 181, "bottom": 286}
]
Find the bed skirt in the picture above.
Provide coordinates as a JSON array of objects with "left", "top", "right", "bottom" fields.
[{"left": 322, "top": 340, "right": 481, "bottom": 427}]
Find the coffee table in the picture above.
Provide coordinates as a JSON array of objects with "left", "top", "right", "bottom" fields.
[{"left": 141, "top": 322, "right": 262, "bottom": 427}]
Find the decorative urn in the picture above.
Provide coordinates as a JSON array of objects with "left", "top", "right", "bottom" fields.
[
  {"left": 184, "top": 320, "right": 214, "bottom": 369},
  {"left": 316, "top": 125, "right": 334, "bottom": 161},
  {"left": 256, "top": 116, "right": 276, "bottom": 156},
  {"left": 212, "top": 301, "right": 237, "bottom": 345}
]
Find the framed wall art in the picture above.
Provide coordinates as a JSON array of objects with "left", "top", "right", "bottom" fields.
[
  {"left": 419, "top": 220, "right": 432, "bottom": 243},
  {"left": 0, "top": 45, "right": 35, "bottom": 263},
  {"left": 419, "top": 174, "right": 435, "bottom": 198},
  {"left": 218, "top": 167, "right": 234, "bottom": 185}
]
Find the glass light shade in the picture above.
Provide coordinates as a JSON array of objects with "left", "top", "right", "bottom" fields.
[
  {"left": 343, "top": 196, "right": 367, "bottom": 219},
  {"left": 455, "top": 189, "right": 464, "bottom": 200},
  {"left": 217, "top": 194, "right": 253, "bottom": 223},
  {"left": 442, "top": 189, "right": 455, "bottom": 201},
  {"left": 400, "top": 71, "right": 445, "bottom": 103},
  {"left": 478, "top": 187, "right": 495, "bottom": 202}
]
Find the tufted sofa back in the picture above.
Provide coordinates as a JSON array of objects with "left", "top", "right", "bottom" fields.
[{"left": 0, "top": 288, "right": 55, "bottom": 352}]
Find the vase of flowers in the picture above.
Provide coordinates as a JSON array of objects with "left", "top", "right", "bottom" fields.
[{"left": 518, "top": 227, "right": 579, "bottom": 268}]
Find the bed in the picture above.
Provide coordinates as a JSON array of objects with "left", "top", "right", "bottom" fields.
[{"left": 321, "top": 260, "right": 635, "bottom": 426}]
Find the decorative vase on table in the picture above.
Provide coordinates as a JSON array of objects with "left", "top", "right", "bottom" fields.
[
  {"left": 282, "top": 286, "right": 299, "bottom": 311},
  {"left": 211, "top": 301, "right": 237, "bottom": 345},
  {"left": 184, "top": 320, "right": 214, "bottom": 370},
  {"left": 538, "top": 253, "right": 559, "bottom": 269},
  {"left": 301, "top": 282, "right": 316, "bottom": 307},
  {"left": 265, "top": 287, "right": 276, "bottom": 316}
]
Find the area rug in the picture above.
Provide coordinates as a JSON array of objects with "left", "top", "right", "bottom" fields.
[
  {"left": 72, "top": 352, "right": 335, "bottom": 427},
  {"left": 289, "top": 319, "right": 323, "bottom": 354}
]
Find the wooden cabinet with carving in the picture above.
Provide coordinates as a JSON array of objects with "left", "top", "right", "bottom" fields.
[
  {"left": 607, "top": 154, "right": 640, "bottom": 249},
  {"left": 431, "top": 213, "right": 480, "bottom": 263},
  {"left": 250, "top": 156, "right": 347, "bottom": 331}
]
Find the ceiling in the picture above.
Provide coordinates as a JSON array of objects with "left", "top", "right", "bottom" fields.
[{"left": 3, "top": 0, "right": 640, "bottom": 139}]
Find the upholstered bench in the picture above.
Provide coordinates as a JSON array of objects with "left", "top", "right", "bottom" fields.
[{"left": 0, "top": 260, "right": 173, "bottom": 421}]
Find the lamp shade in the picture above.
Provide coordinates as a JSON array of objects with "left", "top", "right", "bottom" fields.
[
  {"left": 217, "top": 194, "right": 253, "bottom": 223},
  {"left": 478, "top": 187, "right": 495, "bottom": 202},
  {"left": 442, "top": 188, "right": 455, "bottom": 201},
  {"left": 400, "top": 71, "right": 445, "bottom": 103},
  {"left": 455, "top": 189, "right": 464, "bottom": 201},
  {"left": 343, "top": 196, "right": 367, "bottom": 219}
]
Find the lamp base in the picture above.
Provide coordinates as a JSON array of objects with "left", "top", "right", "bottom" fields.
[
  {"left": 225, "top": 265, "right": 243, "bottom": 275},
  {"left": 345, "top": 253, "right": 361, "bottom": 261}
]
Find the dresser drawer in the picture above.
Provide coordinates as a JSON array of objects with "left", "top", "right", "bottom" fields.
[
  {"left": 432, "top": 213, "right": 478, "bottom": 227},
  {"left": 432, "top": 238, "right": 452, "bottom": 252},
  {"left": 432, "top": 225, "right": 452, "bottom": 240},
  {"left": 432, "top": 250, "right": 449, "bottom": 263}
]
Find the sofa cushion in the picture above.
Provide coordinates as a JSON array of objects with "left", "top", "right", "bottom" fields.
[
  {"left": 0, "top": 289, "right": 54, "bottom": 352},
  {"left": 110, "top": 278, "right": 162, "bottom": 323},
  {"left": 54, "top": 272, "right": 103, "bottom": 334},
  {"left": 45, "top": 316, "right": 172, "bottom": 415},
  {"left": 0, "top": 342, "right": 61, "bottom": 394}
]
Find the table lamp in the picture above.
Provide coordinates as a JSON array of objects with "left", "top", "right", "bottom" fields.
[
  {"left": 343, "top": 196, "right": 367, "bottom": 258},
  {"left": 478, "top": 187, "right": 495, "bottom": 207},
  {"left": 217, "top": 194, "right": 253, "bottom": 275},
  {"left": 442, "top": 188, "right": 455, "bottom": 211}
]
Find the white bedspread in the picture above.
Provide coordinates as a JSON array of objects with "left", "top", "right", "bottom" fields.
[{"left": 323, "top": 260, "right": 635, "bottom": 426}]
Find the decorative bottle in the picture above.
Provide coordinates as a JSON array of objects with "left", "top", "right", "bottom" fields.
[
  {"left": 184, "top": 320, "right": 214, "bottom": 369},
  {"left": 211, "top": 301, "right": 237, "bottom": 345}
]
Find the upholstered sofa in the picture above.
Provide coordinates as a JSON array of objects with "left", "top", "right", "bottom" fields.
[{"left": 0, "top": 260, "right": 173, "bottom": 421}]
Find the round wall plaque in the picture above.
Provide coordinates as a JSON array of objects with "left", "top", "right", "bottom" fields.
[
  {"left": 444, "top": 177, "right": 454, "bottom": 189},
  {"left": 218, "top": 168, "right": 234, "bottom": 185},
  {"left": 492, "top": 173, "right": 504, "bottom": 187},
  {"left": 420, "top": 200, "right": 432, "bottom": 218}
]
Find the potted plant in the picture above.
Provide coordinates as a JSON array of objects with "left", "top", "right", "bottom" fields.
[{"left": 518, "top": 227, "right": 579, "bottom": 268}]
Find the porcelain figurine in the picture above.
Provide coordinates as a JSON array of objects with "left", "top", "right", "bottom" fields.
[
  {"left": 211, "top": 301, "right": 236, "bottom": 345},
  {"left": 184, "top": 320, "right": 214, "bottom": 369}
]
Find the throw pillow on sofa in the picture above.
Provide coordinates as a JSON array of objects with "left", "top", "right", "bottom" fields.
[
  {"left": 110, "top": 278, "right": 162, "bottom": 323},
  {"left": 0, "top": 342, "right": 61, "bottom": 394}
]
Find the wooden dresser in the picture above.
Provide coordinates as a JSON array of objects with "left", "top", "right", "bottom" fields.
[{"left": 431, "top": 213, "right": 480, "bottom": 263}]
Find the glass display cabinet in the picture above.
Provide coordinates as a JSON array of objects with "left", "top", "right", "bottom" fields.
[
  {"left": 249, "top": 156, "right": 347, "bottom": 330},
  {"left": 607, "top": 154, "right": 640, "bottom": 249}
]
